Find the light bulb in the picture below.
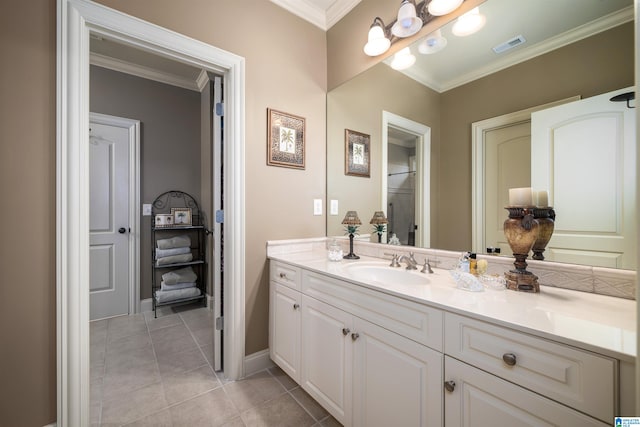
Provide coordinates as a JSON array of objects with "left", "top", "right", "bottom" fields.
[{"left": 452, "top": 7, "right": 486, "bottom": 37}]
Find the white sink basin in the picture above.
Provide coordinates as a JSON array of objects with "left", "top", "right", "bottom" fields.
[{"left": 343, "top": 261, "right": 430, "bottom": 286}]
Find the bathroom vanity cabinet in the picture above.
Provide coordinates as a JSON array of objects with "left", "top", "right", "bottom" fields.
[{"left": 269, "top": 258, "right": 631, "bottom": 427}]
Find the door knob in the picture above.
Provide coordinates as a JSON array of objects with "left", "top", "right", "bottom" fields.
[
  {"left": 118, "top": 227, "right": 126, "bottom": 234},
  {"left": 444, "top": 380, "right": 456, "bottom": 393}
]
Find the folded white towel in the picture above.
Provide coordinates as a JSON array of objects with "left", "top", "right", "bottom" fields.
[
  {"left": 156, "top": 253, "right": 193, "bottom": 266},
  {"left": 155, "top": 287, "right": 201, "bottom": 303},
  {"left": 162, "top": 266, "right": 197, "bottom": 285},
  {"left": 161, "top": 281, "right": 196, "bottom": 291},
  {"left": 157, "top": 235, "right": 191, "bottom": 250},
  {"left": 156, "top": 246, "right": 191, "bottom": 258}
]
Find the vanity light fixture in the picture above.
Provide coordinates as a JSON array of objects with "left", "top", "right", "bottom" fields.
[
  {"left": 342, "top": 210, "right": 362, "bottom": 259},
  {"left": 391, "top": 0, "right": 423, "bottom": 38},
  {"left": 364, "top": 17, "right": 392, "bottom": 56},
  {"left": 452, "top": 7, "right": 486, "bottom": 36},
  {"left": 363, "top": 0, "right": 466, "bottom": 57},
  {"left": 418, "top": 29, "right": 448, "bottom": 54},
  {"left": 390, "top": 47, "right": 416, "bottom": 70}
]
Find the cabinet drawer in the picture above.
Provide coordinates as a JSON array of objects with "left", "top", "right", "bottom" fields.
[
  {"left": 302, "top": 270, "right": 443, "bottom": 351},
  {"left": 444, "top": 313, "right": 616, "bottom": 422},
  {"left": 270, "top": 260, "right": 301, "bottom": 290}
]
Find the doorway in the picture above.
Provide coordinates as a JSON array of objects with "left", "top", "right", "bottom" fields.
[
  {"left": 381, "top": 111, "right": 431, "bottom": 247},
  {"left": 57, "top": 1, "right": 246, "bottom": 425}
]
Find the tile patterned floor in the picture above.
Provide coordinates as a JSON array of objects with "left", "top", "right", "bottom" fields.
[{"left": 91, "top": 305, "right": 342, "bottom": 426}]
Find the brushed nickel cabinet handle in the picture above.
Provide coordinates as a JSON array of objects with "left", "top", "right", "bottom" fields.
[
  {"left": 444, "top": 380, "right": 456, "bottom": 393},
  {"left": 342, "top": 328, "right": 350, "bottom": 336},
  {"left": 293, "top": 303, "right": 300, "bottom": 310},
  {"left": 279, "top": 272, "right": 287, "bottom": 279},
  {"left": 502, "top": 353, "right": 517, "bottom": 366},
  {"left": 351, "top": 333, "right": 360, "bottom": 341}
]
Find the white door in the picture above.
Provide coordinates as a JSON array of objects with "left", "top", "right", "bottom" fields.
[
  {"left": 351, "top": 317, "right": 443, "bottom": 427},
  {"left": 484, "top": 121, "right": 531, "bottom": 256},
  {"left": 301, "top": 295, "right": 353, "bottom": 426},
  {"left": 89, "top": 115, "right": 135, "bottom": 320},
  {"left": 531, "top": 88, "right": 636, "bottom": 269}
]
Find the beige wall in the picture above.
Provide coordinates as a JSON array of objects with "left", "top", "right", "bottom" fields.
[
  {"left": 438, "top": 23, "right": 634, "bottom": 251},
  {"left": 2, "top": 0, "right": 326, "bottom": 424}
]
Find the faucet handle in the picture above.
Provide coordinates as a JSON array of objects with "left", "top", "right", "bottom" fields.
[
  {"left": 421, "top": 259, "right": 434, "bottom": 274},
  {"left": 388, "top": 254, "right": 400, "bottom": 267},
  {"left": 409, "top": 252, "right": 418, "bottom": 263}
]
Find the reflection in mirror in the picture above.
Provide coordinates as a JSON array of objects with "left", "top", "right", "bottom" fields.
[{"left": 326, "top": 0, "right": 635, "bottom": 269}]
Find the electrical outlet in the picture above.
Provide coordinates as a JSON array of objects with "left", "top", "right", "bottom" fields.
[
  {"left": 313, "top": 199, "right": 323, "bottom": 215},
  {"left": 143, "top": 204, "right": 152, "bottom": 216},
  {"left": 330, "top": 200, "right": 339, "bottom": 215}
]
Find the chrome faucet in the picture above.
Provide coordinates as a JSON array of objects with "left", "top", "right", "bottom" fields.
[{"left": 398, "top": 252, "right": 418, "bottom": 270}]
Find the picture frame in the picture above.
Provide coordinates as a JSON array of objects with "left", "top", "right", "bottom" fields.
[
  {"left": 345, "top": 129, "right": 370, "bottom": 177},
  {"left": 267, "top": 108, "right": 305, "bottom": 169},
  {"left": 154, "top": 214, "right": 174, "bottom": 228},
  {"left": 171, "top": 207, "right": 192, "bottom": 226}
]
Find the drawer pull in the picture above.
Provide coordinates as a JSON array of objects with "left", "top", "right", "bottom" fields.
[
  {"left": 279, "top": 272, "right": 287, "bottom": 279},
  {"left": 444, "top": 380, "right": 456, "bottom": 393},
  {"left": 293, "top": 303, "right": 300, "bottom": 310},
  {"left": 342, "top": 328, "right": 350, "bottom": 336},
  {"left": 351, "top": 332, "right": 360, "bottom": 341},
  {"left": 502, "top": 353, "right": 517, "bottom": 366}
]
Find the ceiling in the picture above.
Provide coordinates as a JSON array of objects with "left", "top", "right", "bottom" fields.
[{"left": 89, "top": 0, "right": 633, "bottom": 93}]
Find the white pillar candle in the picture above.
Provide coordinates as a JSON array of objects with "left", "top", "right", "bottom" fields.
[
  {"left": 535, "top": 190, "right": 549, "bottom": 207},
  {"left": 508, "top": 187, "right": 533, "bottom": 207}
]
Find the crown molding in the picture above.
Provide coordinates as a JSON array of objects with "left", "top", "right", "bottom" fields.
[
  {"left": 270, "top": 0, "right": 361, "bottom": 30},
  {"left": 90, "top": 52, "right": 203, "bottom": 92}
]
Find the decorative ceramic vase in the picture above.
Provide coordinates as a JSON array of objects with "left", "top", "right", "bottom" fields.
[
  {"left": 531, "top": 208, "right": 555, "bottom": 261},
  {"left": 503, "top": 207, "right": 540, "bottom": 292}
]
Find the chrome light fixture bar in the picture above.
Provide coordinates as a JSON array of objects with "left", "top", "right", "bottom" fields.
[{"left": 363, "top": 0, "right": 466, "bottom": 57}]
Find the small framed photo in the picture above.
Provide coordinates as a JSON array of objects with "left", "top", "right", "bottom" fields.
[
  {"left": 171, "top": 208, "right": 192, "bottom": 226},
  {"left": 345, "top": 129, "right": 370, "bottom": 177},
  {"left": 267, "top": 108, "right": 305, "bottom": 169},
  {"left": 155, "top": 214, "right": 174, "bottom": 228}
]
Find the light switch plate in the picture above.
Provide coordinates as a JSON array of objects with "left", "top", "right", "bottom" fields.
[
  {"left": 313, "top": 199, "right": 322, "bottom": 215},
  {"left": 143, "top": 203, "right": 152, "bottom": 216},
  {"left": 330, "top": 200, "right": 339, "bottom": 215}
]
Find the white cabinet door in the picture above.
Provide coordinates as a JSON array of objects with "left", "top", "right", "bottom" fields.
[
  {"left": 352, "top": 317, "right": 443, "bottom": 427},
  {"left": 269, "top": 283, "right": 301, "bottom": 382},
  {"left": 301, "top": 295, "right": 353, "bottom": 426},
  {"left": 444, "top": 357, "right": 608, "bottom": 427}
]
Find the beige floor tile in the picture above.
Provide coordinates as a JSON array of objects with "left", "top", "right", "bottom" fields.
[
  {"left": 223, "top": 371, "right": 286, "bottom": 412},
  {"left": 151, "top": 323, "right": 193, "bottom": 345},
  {"left": 106, "top": 330, "right": 152, "bottom": 355},
  {"left": 241, "top": 393, "right": 315, "bottom": 427},
  {"left": 91, "top": 318, "right": 108, "bottom": 333},
  {"left": 200, "top": 343, "right": 215, "bottom": 368},
  {"left": 154, "top": 333, "right": 199, "bottom": 358},
  {"left": 162, "top": 365, "right": 222, "bottom": 405},
  {"left": 146, "top": 313, "right": 183, "bottom": 332},
  {"left": 190, "top": 326, "right": 214, "bottom": 347},
  {"left": 170, "top": 387, "right": 240, "bottom": 427},
  {"left": 290, "top": 387, "right": 329, "bottom": 421},
  {"left": 124, "top": 409, "right": 174, "bottom": 427},
  {"left": 157, "top": 346, "right": 208, "bottom": 376},
  {"left": 267, "top": 367, "right": 297, "bottom": 391},
  {"left": 108, "top": 314, "right": 148, "bottom": 341},
  {"left": 219, "top": 417, "right": 246, "bottom": 427},
  {"left": 102, "top": 364, "right": 161, "bottom": 401},
  {"left": 101, "top": 381, "right": 168, "bottom": 426},
  {"left": 90, "top": 401, "right": 101, "bottom": 426},
  {"left": 105, "top": 344, "right": 156, "bottom": 375}
]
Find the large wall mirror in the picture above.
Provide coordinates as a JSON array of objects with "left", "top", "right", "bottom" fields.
[{"left": 327, "top": 0, "right": 635, "bottom": 269}]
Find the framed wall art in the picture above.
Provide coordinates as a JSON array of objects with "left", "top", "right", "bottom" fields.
[
  {"left": 154, "top": 214, "right": 174, "bottom": 228},
  {"left": 345, "top": 129, "right": 370, "bottom": 177},
  {"left": 267, "top": 108, "right": 305, "bottom": 169},
  {"left": 171, "top": 207, "right": 192, "bottom": 226}
]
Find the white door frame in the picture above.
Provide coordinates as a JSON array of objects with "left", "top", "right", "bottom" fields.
[
  {"left": 90, "top": 112, "right": 141, "bottom": 317},
  {"left": 57, "top": 1, "right": 246, "bottom": 425},
  {"left": 471, "top": 97, "right": 579, "bottom": 254},
  {"left": 381, "top": 111, "right": 431, "bottom": 247}
]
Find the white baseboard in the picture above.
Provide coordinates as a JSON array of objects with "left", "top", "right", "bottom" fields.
[{"left": 244, "top": 349, "right": 274, "bottom": 376}]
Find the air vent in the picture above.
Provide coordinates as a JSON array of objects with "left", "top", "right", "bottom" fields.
[{"left": 492, "top": 35, "right": 526, "bottom": 54}]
